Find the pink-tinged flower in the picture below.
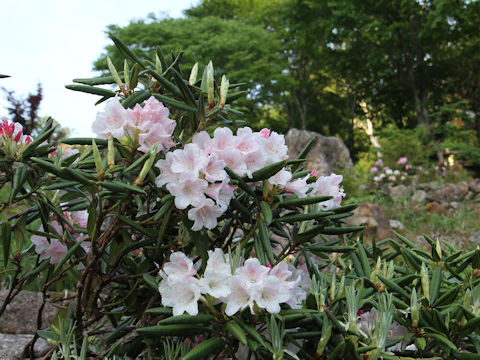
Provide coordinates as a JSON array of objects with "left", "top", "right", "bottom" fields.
[
  {"left": 31, "top": 235, "right": 50, "bottom": 260},
  {"left": 216, "top": 148, "right": 247, "bottom": 176},
  {"left": 269, "top": 261, "right": 292, "bottom": 281},
  {"left": 222, "top": 276, "right": 255, "bottom": 316},
  {"left": 62, "top": 148, "right": 79, "bottom": 159},
  {"left": 236, "top": 128, "right": 260, "bottom": 155},
  {"left": 375, "top": 160, "right": 383, "bottom": 166},
  {"left": 310, "top": 170, "right": 317, "bottom": 177},
  {"left": 254, "top": 275, "right": 293, "bottom": 313},
  {"left": 188, "top": 199, "right": 225, "bottom": 231},
  {"left": 138, "top": 121, "right": 176, "bottom": 153},
  {"left": 167, "top": 176, "right": 208, "bottom": 209},
  {"left": 263, "top": 131, "right": 288, "bottom": 164},
  {"left": 71, "top": 210, "right": 88, "bottom": 228},
  {"left": 370, "top": 166, "right": 378, "bottom": 173},
  {"left": 92, "top": 97, "right": 132, "bottom": 139},
  {"left": 46, "top": 239, "right": 68, "bottom": 264},
  {"left": 158, "top": 275, "right": 201, "bottom": 316},
  {"left": 235, "top": 258, "right": 270, "bottom": 286},
  {"left": 205, "top": 181, "right": 235, "bottom": 210},
  {"left": 258, "top": 128, "right": 271, "bottom": 139},
  {"left": 170, "top": 144, "right": 205, "bottom": 178},
  {"left": 405, "top": 164, "right": 412, "bottom": 170},
  {"left": 24, "top": 136, "right": 32, "bottom": 144},
  {"left": 163, "top": 252, "right": 197, "bottom": 278},
  {"left": 192, "top": 131, "right": 213, "bottom": 153},
  {"left": 200, "top": 270, "right": 232, "bottom": 298},
  {"left": 269, "top": 168, "right": 292, "bottom": 186},
  {"left": 285, "top": 177, "right": 310, "bottom": 198},
  {"left": 203, "top": 154, "right": 227, "bottom": 182},
  {"left": 211, "top": 127, "right": 237, "bottom": 152},
  {"left": 397, "top": 157, "right": 408, "bottom": 164},
  {"left": 155, "top": 153, "right": 177, "bottom": 187}
]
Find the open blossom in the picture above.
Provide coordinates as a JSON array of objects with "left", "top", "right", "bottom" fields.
[
  {"left": 310, "top": 174, "right": 345, "bottom": 210},
  {"left": 159, "top": 275, "right": 201, "bottom": 316},
  {"left": 92, "top": 96, "right": 176, "bottom": 153},
  {"left": 0, "top": 118, "right": 33, "bottom": 156},
  {"left": 31, "top": 236, "right": 67, "bottom": 264}
]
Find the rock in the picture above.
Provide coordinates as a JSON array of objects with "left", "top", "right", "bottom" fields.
[
  {"left": 430, "top": 182, "right": 469, "bottom": 203},
  {"left": 389, "top": 219, "right": 405, "bottom": 230},
  {"left": 346, "top": 202, "right": 391, "bottom": 240},
  {"left": 425, "top": 201, "right": 447, "bottom": 214},
  {"left": 469, "top": 178, "right": 480, "bottom": 194},
  {"left": 0, "top": 334, "right": 49, "bottom": 359},
  {"left": 285, "top": 128, "right": 353, "bottom": 176},
  {"left": 389, "top": 185, "right": 408, "bottom": 202},
  {"left": 411, "top": 189, "right": 427, "bottom": 203},
  {"left": 449, "top": 201, "right": 461, "bottom": 210},
  {"left": 469, "top": 231, "right": 480, "bottom": 245},
  {"left": 0, "top": 291, "right": 57, "bottom": 334}
]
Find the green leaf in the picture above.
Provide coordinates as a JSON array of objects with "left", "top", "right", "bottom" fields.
[
  {"left": 122, "top": 90, "right": 151, "bottom": 109},
  {"left": 280, "top": 195, "right": 332, "bottom": 207},
  {"left": 182, "top": 337, "right": 225, "bottom": 360},
  {"left": 247, "top": 160, "right": 287, "bottom": 182},
  {"left": 145, "top": 307, "right": 172, "bottom": 315},
  {"left": 37, "top": 330, "right": 60, "bottom": 342},
  {"left": 98, "top": 181, "right": 146, "bottom": 195},
  {"left": 274, "top": 211, "right": 334, "bottom": 224},
  {"left": 291, "top": 137, "right": 316, "bottom": 171},
  {"left": 108, "top": 32, "right": 145, "bottom": 68},
  {"left": 258, "top": 218, "right": 275, "bottom": 265},
  {"left": 429, "top": 266, "right": 442, "bottom": 305},
  {"left": 260, "top": 201, "right": 273, "bottom": 223},
  {"left": 65, "top": 84, "right": 116, "bottom": 97},
  {"left": 142, "top": 274, "right": 158, "bottom": 290},
  {"left": 136, "top": 324, "right": 208, "bottom": 336},
  {"left": 357, "top": 242, "right": 371, "bottom": 279},
  {"left": 60, "top": 138, "right": 108, "bottom": 146},
  {"left": 225, "top": 321, "right": 247, "bottom": 345},
  {"left": 378, "top": 275, "right": 410, "bottom": 299},
  {"left": 152, "top": 93, "right": 197, "bottom": 112},
  {"left": 9, "top": 165, "right": 28, "bottom": 201},
  {"left": 149, "top": 70, "right": 182, "bottom": 97},
  {"left": 307, "top": 244, "right": 356, "bottom": 253},
  {"left": 2, "top": 222, "right": 12, "bottom": 268},
  {"left": 426, "top": 333, "right": 457, "bottom": 351},
  {"left": 73, "top": 75, "right": 121, "bottom": 85},
  {"left": 158, "top": 314, "right": 214, "bottom": 325},
  {"left": 225, "top": 167, "right": 256, "bottom": 197}
]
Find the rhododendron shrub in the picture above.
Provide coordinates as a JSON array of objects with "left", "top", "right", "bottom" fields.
[{"left": 1, "top": 36, "right": 480, "bottom": 360}]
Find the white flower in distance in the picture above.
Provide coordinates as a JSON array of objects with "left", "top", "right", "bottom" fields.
[
  {"left": 188, "top": 199, "right": 225, "bottom": 231},
  {"left": 163, "top": 252, "right": 197, "bottom": 278},
  {"left": 92, "top": 97, "right": 132, "bottom": 139},
  {"left": 255, "top": 275, "right": 293, "bottom": 313},
  {"left": 159, "top": 275, "right": 201, "bottom": 316}
]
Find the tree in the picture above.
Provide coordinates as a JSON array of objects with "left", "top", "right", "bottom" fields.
[{"left": 94, "top": 15, "right": 288, "bottom": 130}]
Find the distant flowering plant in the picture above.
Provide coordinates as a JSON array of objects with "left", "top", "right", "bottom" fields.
[{"left": 370, "top": 156, "right": 420, "bottom": 186}]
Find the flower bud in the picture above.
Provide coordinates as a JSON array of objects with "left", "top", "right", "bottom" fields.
[
  {"left": 219, "top": 75, "right": 229, "bottom": 106},
  {"left": 189, "top": 62, "right": 198, "bottom": 85},
  {"left": 206, "top": 61, "right": 214, "bottom": 106}
]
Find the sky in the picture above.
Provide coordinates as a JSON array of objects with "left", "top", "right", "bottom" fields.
[{"left": 0, "top": 0, "right": 199, "bottom": 137}]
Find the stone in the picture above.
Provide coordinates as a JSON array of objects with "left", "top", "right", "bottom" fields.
[
  {"left": 284, "top": 128, "right": 353, "bottom": 176},
  {"left": 469, "top": 231, "right": 480, "bottom": 245},
  {"left": 346, "top": 202, "right": 391, "bottom": 240},
  {"left": 469, "top": 178, "right": 480, "bottom": 194},
  {"left": 0, "top": 291, "right": 58, "bottom": 334},
  {"left": 430, "top": 182, "right": 469, "bottom": 203},
  {"left": 449, "top": 201, "right": 461, "bottom": 210},
  {"left": 389, "top": 219, "right": 405, "bottom": 230},
  {"left": 411, "top": 189, "right": 427, "bottom": 203},
  {"left": 389, "top": 185, "right": 408, "bottom": 202},
  {"left": 0, "top": 334, "right": 49, "bottom": 359}
]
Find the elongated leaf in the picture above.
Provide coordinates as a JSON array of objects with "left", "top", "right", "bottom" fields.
[
  {"left": 247, "top": 160, "right": 287, "bottom": 182},
  {"left": 73, "top": 75, "right": 121, "bottom": 85},
  {"left": 258, "top": 218, "right": 274, "bottom": 265},
  {"left": 145, "top": 307, "right": 172, "bottom": 315},
  {"left": 378, "top": 275, "right": 410, "bottom": 299},
  {"left": 153, "top": 93, "right": 197, "bottom": 112},
  {"left": 280, "top": 195, "right": 332, "bottom": 207},
  {"left": 158, "top": 314, "right": 214, "bottom": 325},
  {"left": 429, "top": 266, "right": 442, "bottom": 305},
  {"left": 426, "top": 333, "right": 457, "bottom": 351},
  {"left": 307, "top": 244, "right": 356, "bottom": 253},
  {"left": 226, "top": 321, "right": 247, "bottom": 345},
  {"left": 122, "top": 90, "right": 151, "bottom": 109},
  {"left": 182, "top": 337, "right": 225, "bottom": 360},
  {"left": 274, "top": 211, "right": 334, "bottom": 224},
  {"left": 98, "top": 181, "right": 146, "bottom": 195},
  {"left": 53, "top": 241, "right": 83, "bottom": 274},
  {"left": 65, "top": 84, "right": 116, "bottom": 97},
  {"left": 225, "top": 167, "right": 256, "bottom": 197},
  {"left": 260, "top": 201, "right": 273, "bottom": 223},
  {"left": 109, "top": 32, "right": 145, "bottom": 68},
  {"left": 149, "top": 71, "right": 182, "bottom": 97},
  {"left": 2, "top": 223, "right": 12, "bottom": 268},
  {"left": 136, "top": 324, "right": 208, "bottom": 336},
  {"left": 60, "top": 138, "right": 108, "bottom": 146},
  {"left": 291, "top": 137, "right": 317, "bottom": 171}
]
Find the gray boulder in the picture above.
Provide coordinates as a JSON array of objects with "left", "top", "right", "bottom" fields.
[{"left": 285, "top": 129, "right": 353, "bottom": 175}]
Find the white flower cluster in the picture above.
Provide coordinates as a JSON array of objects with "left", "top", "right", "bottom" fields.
[
  {"left": 158, "top": 249, "right": 312, "bottom": 316},
  {"left": 91, "top": 97, "right": 346, "bottom": 231},
  {"left": 91, "top": 96, "right": 176, "bottom": 153}
]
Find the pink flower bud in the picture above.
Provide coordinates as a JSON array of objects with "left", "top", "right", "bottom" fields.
[
  {"left": 14, "top": 129, "right": 22, "bottom": 142},
  {"left": 405, "top": 164, "right": 412, "bottom": 170},
  {"left": 310, "top": 170, "right": 317, "bottom": 177},
  {"left": 25, "top": 136, "right": 32, "bottom": 144},
  {"left": 6, "top": 123, "right": 14, "bottom": 137},
  {"left": 397, "top": 157, "right": 408, "bottom": 164},
  {"left": 370, "top": 166, "right": 378, "bottom": 173},
  {"left": 375, "top": 160, "right": 383, "bottom": 166}
]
